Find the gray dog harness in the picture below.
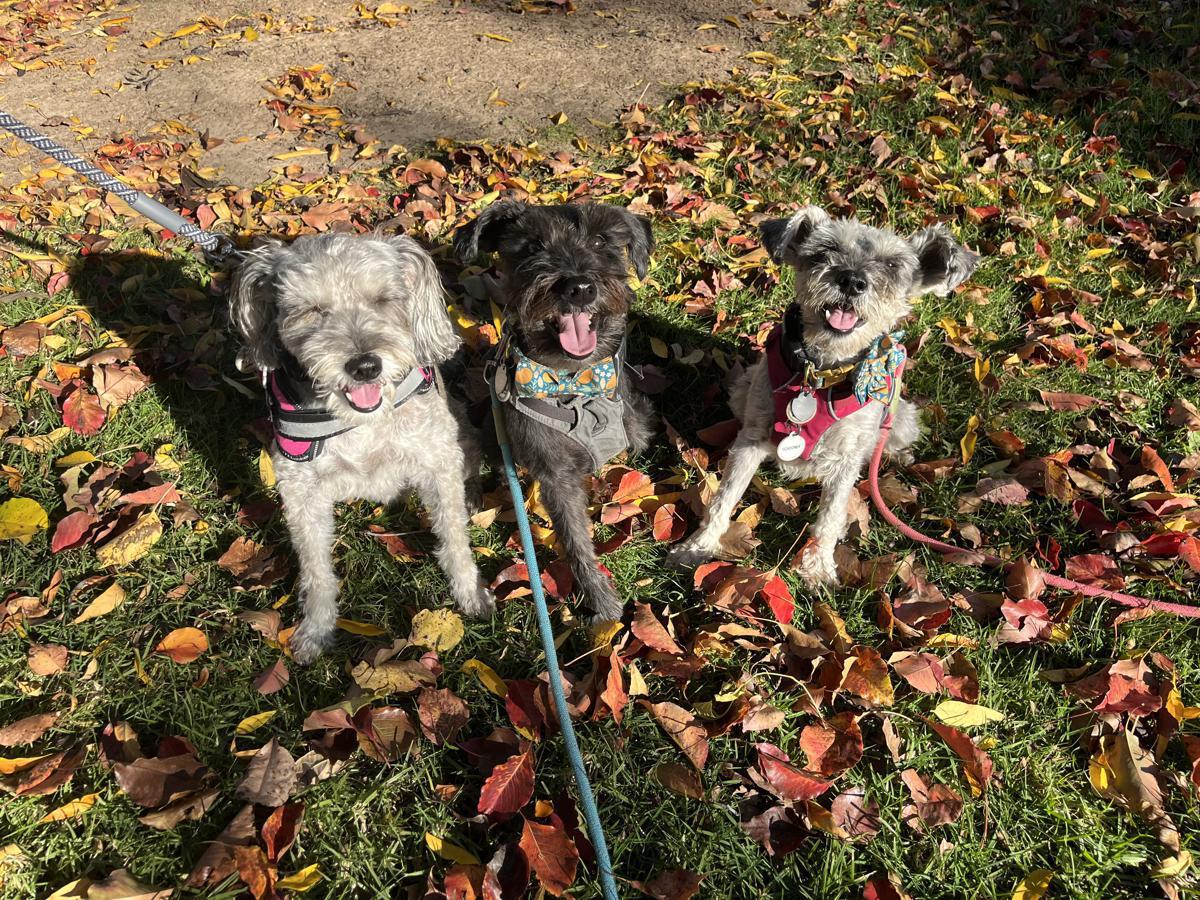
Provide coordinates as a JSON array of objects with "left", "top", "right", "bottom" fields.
[{"left": 488, "top": 333, "right": 630, "bottom": 470}]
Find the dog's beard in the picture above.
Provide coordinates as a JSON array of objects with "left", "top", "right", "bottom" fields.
[{"left": 794, "top": 280, "right": 908, "bottom": 365}]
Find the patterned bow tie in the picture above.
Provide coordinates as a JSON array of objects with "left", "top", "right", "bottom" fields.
[{"left": 510, "top": 345, "right": 620, "bottom": 400}]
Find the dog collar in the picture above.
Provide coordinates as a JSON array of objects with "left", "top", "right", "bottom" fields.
[
  {"left": 766, "top": 323, "right": 906, "bottom": 462},
  {"left": 264, "top": 362, "right": 436, "bottom": 462},
  {"left": 505, "top": 341, "right": 620, "bottom": 401}
]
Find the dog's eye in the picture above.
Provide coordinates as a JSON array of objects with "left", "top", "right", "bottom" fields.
[
  {"left": 885, "top": 260, "right": 899, "bottom": 270},
  {"left": 589, "top": 234, "right": 607, "bottom": 251}
]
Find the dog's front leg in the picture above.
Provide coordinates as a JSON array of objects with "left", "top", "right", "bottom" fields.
[
  {"left": 413, "top": 462, "right": 496, "bottom": 619},
  {"left": 279, "top": 480, "right": 341, "bottom": 665},
  {"left": 797, "top": 462, "right": 859, "bottom": 589},
  {"left": 668, "top": 435, "right": 770, "bottom": 569},
  {"left": 537, "top": 469, "right": 624, "bottom": 622}
]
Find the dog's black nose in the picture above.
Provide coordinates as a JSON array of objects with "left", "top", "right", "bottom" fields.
[
  {"left": 554, "top": 277, "right": 597, "bottom": 307},
  {"left": 836, "top": 270, "right": 868, "bottom": 297},
  {"left": 345, "top": 353, "right": 382, "bottom": 382}
]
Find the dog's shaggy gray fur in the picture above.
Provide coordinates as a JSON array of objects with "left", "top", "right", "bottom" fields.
[
  {"left": 231, "top": 232, "right": 494, "bottom": 664},
  {"left": 455, "top": 201, "right": 655, "bottom": 621},
  {"left": 670, "top": 206, "right": 979, "bottom": 588}
]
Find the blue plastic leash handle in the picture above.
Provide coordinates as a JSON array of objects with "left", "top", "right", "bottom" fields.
[{"left": 489, "top": 385, "right": 620, "bottom": 900}]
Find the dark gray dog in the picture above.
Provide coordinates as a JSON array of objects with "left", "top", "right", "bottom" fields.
[{"left": 454, "top": 201, "right": 655, "bottom": 621}]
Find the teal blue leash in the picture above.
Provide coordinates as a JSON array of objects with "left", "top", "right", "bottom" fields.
[{"left": 489, "top": 383, "right": 620, "bottom": 900}]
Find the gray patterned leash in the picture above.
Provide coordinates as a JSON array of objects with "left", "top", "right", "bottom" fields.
[{"left": 0, "top": 110, "right": 242, "bottom": 266}]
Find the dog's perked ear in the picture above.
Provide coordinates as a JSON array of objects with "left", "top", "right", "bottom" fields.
[
  {"left": 615, "top": 209, "right": 655, "bottom": 280},
  {"left": 907, "top": 225, "right": 981, "bottom": 297},
  {"left": 759, "top": 206, "right": 831, "bottom": 265},
  {"left": 229, "top": 240, "right": 284, "bottom": 372},
  {"left": 389, "top": 234, "right": 461, "bottom": 364},
  {"left": 452, "top": 199, "right": 528, "bottom": 263}
]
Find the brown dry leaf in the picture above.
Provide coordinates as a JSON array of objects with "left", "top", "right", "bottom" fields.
[
  {"left": 0, "top": 711, "right": 58, "bottom": 747},
  {"left": 217, "top": 537, "right": 290, "bottom": 589},
  {"left": 841, "top": 646, "right": 894, "bottom": 707},
  {"left": 236, "top": 738, "right": 297, "bottom": 807},
  {"left": 27, "top": 643, "right": 68, "bottom": 676},
  {"left": 72, "top": 581, "right": 126, "bottom": 624},
  {"left": 639, "top": 701, "right": 709, "bottom": 770},
  {"left": 651, "top": 761, "right": 705, "bottom": 799},
  {"left": 154, "top": 628, "right": 208, "bottom": 664},
  {"left": 351, "top": 659, "right": 436, "bottom": 695},
  {"left": 253, "top": 659, "right": 290, "bottom": 695}
]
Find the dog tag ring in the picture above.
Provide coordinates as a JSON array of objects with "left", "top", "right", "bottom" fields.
[
  {"left": 787, "top": 392, "right": 818, "bottom": 425},
  {"left": 777, "top": 433, "right": 806, "bottom": 462}
]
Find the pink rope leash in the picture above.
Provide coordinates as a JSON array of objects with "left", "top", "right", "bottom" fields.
[{"left": 866, "top": 421, "right": 1200, "bottom": 619}]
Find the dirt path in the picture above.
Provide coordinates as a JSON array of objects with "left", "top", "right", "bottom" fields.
[{"left": 1, "top": 0, "right": 806, "bottom": 188}]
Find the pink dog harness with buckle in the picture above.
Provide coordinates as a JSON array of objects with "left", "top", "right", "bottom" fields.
[
  {"left": 265, "top": 364, "right": 436, "bottom": 462},
  {"left": 766, "top": 323, "right": 907, "bottom": 462}
]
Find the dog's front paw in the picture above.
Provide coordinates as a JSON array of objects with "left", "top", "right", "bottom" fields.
[
  {"left": 667, "top": 541, "right": 715, "bottom": 572},
  {"left": 457, "top": 584, "right": 497, "bottom": 619},
  {"left": 290, "top": 618, "right": 335, "bottom": 666},
  {"left": 797, "top": 551, "right": 839, "bottom": 591},
  {"left": 588, "top": 584, "right": 626, "bottom": 624}
]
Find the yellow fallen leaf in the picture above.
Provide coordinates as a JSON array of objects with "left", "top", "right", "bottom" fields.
[
  {"left": 425, "top": 833, "right": 480, "bottom": 865},
  {"left": 650, "top": 337, "right": 669, "bottom": 359},
  {"left": 960, "top": 414, "right": 979, "bottom": 465},
  {"left": 72, "top": 581, "right": 127, "bottom": 624},
  {"left": 336, "top": 618, "right": 387, "bottom": 636},
  {"left": 590, "top": 621, "right": 623, "bottom": 652},
  {"left": 1150, "top": 850, "right": 1192, "bottom": 880},
  {"left": 236, "top": 711, "right": 276, "bottom": 735},
  {"left": 39, "top": 793, "right": 99, "bottom": 824},
  {"left": 409, "top": 608, "right": 464, "bottom": 652},
  {"left": 925, "top": 633, "right": 979, "bottom": 649},
  {"left": 154, "top": 444, "right": 181, "bottom": 472},
  {"left": 258, "top": 449, "right": 275, "bottom": 488},
  {"left": 277, "top": 864, "right": 323, "bottom": 892},
  {"left": 0, "top": 754, "right": 49, "bottom": 776},
  {"left": 1011, "top": 869, "right": 1053, "bottom": 900},
  {"left": 0, "top": 498, "right": 49, "bottom": 544},
  {"left": 627, "top": 661, "right": 649, "bottom": 697},
  {"left": 272, "top": 148, "right": 327, "bottom": 161},
  {"left": 173, "top": 22, "right": 204, "bottom": 38},
  {"left": 548, "top": 111, "right": 568, "bottom": 126},
  {"left": 462, "top": 658, "right": 507, "bottom": 697},
  {"left": 1165, "top": 687, "right": 1200, "bottom": 721},
  {"left": 933, "top": 700, "right": 1005, "bottom": 728},
  {"left": 54, "top": 451, "right": 98, "bottom": 468},
  {"left": 95, "top": 511, "right": 162, "bottom": 567},
  {"left": 477, "top": 32, "right": 512, "bottom": 42}
]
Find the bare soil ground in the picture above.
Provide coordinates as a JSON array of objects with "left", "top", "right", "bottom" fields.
[{"left": 1, "top": 0, "right": 807, "bottom": 187}]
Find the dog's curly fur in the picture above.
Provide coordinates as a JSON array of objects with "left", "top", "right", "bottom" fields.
[
  {"left": 230, "top": 232, "right": 495, "bottom": 664},
  {"left": 670, "top": 207, "right": 980, "bottom": 588},
  {"left": 454, "top": 201, "right": 655, "bottom": 621}
]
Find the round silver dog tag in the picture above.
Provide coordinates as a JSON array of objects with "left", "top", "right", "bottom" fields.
[
  {"left": 777, "top": 433, "right": 806, "bottom": 462},
  {"left": 787, "top": 392, "right": 818, "bottom": 425}
]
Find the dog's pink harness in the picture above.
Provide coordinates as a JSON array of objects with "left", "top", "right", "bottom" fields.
[
  {"left": 766, "top": 323, "right": 906, "bottom": 462},
  {"left": 265, "top": 365, "right": 436, "bottom": 462}
]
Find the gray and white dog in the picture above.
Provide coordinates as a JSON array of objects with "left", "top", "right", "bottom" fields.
[
  {"left": 670, "top": 207, "right": 979, "bottom": 588},
  {"left": 231, "top": 232, "right": 495, "bottom": 664},
  {"left": 454, "top": 201, "right": 655, "bottom": 621}
]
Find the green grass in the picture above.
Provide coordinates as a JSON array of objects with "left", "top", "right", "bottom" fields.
[{"left": 2, "top": 0, "right": 1199, "bottom": 897}]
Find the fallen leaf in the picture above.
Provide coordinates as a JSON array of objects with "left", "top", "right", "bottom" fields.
[
  {"left": 1012, "top": 869, "right": 1054, "bottom": 900},
  {"left": 932, "top": 700, "right": 1005, "bottom": 728},
  {"left": 478, "top": 750, "right": 534, "bottom": 819},
  {"left": 640, "top": 701, "right": 709, "bottom": 769},
  {"left": 409, "top": 607, "right": 465, "bottom": 652},
  {"left": 27, "top": 643, "right": 68, "bottom": 676},
  {"left": 154, "top": 627, "right": 208, "bottom": 664},
  {"left": 0, "top": 498, "right": 49, "bottom": 544},
  {"left": 95, "top": 511, "right": 162, "bottom": 567},
  {"left": 520, "top": 818, "right": 579, "bottom": 896},
  {"left": 71, "top": 581, "right": 126, "bottom": 624},
  {"left": 237, "top": 738, "right": 296, "bottom": 806},
  {"left": 0, "top": 712, "right": 57, "bottom": 747}
]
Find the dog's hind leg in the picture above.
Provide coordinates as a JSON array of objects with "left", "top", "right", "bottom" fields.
[
  {"left": 537, "top": 469, "right": 624, "bottom": 622},
  {"left": 280, "top": 480, "right": 341, "bottom": 665},
  {"left": 413, "top": 460, "right": 496, "bottom": 619},
  {"left": 668, "top": 435, "right": 770, "bottom": 569}
]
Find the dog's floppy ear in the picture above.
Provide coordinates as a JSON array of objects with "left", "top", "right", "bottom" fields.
[
  {"left": 229, "top": 240, "right": 284, "bottom": 372},
  {"left": 390, "top": 234, "right": 460, "bottom": 364},
  {"left": 908, "top": 225, "right": 980, "bottom": 297},
  {"left": 618, "top": 210, "right": 655, "bottom": 280},
  {"left": 759, "top": 206, "right": 830, "bottom": 265},
  {"left": 453, "top": 200, "right": 528, "bottom": 263}
]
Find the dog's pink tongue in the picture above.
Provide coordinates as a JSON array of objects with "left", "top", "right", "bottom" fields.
[
  {"left": 827, "top": 308, "right": 860, "bottom": 332},
  {"left": 557, "top": 311, "right": 597, "bottom": 356},
  {"left": 345, "top": 382, "right": 382, "bottom": 410}
]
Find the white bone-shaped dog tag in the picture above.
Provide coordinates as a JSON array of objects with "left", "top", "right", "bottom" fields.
[
  {"left": 777, "top": 433, "right": 806, "bottom": 462},
  {"left": 787, "top": 392, "right": 818, "bottom": 425}
]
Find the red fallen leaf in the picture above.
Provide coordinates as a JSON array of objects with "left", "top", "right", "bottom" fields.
[
  {"left": 417, "top": 688, "right": 470, "bottom": 745},
  {"left": 760, "top": 574, "right": 795, "bottom": 624},
  {"left": 799, "top": 713, "right": 864, "bottom": 777},
  {"left": 1094, "top": 659, "right": 1161, "bottom": 717},
  {"left": 943, "top": 651, "right": 980, "bottom": 703},
  {"left": 262, "top": 801, "right": 304, "bottom": 863},
  {"left": 890, "top": 651, "right": 945, "bottom": 694},
  {"left": 505, "top": 679, "right": 550, "bottom": 740},
  {"left": 234, "top": 845, "right": 276, "bottom": 900},
  {"left": 922, "top": 717, "right": 993, "bottom": 796},
  {"left": 354, "top": 706, "right": 418, "bottom": 763},
  {"left": 841, "top": 646, "right": 894, "bottom": 707},
  {"left": 739, "top": 802, "right": 808, "bottom": 857},
  {"left": 444, "top": 864, "right": 485, "bottom": 900},
  {"left": 966, "top": 205, "right": 1001, "bottom": 223},
  {"left": 12, "top": 744, "right": 87, "bottom": 796},
  {"left": 519, "top": 818, "right": 579, "bottom": 897},
  {"left": 1064, "top": 553, "right": 1125, "bottom": 589},
  {"left": 753, "top": 743, "right": 831, "bottom": 802},
  {"left": 1180, "top": 536, "right": 1200, "bottom": 575},
  {"left": 899, "top": 768, "right": 963, "bottom": 831},
  {"left": 831, "top": 786, "right": 880, "bottom": 841},
  {"left": 996, "top": 598, "right": 1055, "bottom": 644},
  {"left": 601, "top": 500, "right": 642, "bottom": 525},
  {"left": 631, "top": 869, "right": 705, "bottom": 900},
  {"left": 640, "top": 701, "right": 709, "bottom": 770},
  {"left": 863, "top": 872, "right": 911, "bottom": 900},
  {"left": 652, "top": 503, "right": 686, "bottom": 542},
  {"left": 116, "top": 483, "right": 182, "bottom": 507},
  {"left": 694, "top": 417, "right": 740, "bottom": 448},
  {"left": 1005, "top": 558, "right": 1047, "bottom": 600},
  {"left": 253, "top": 658, "right": 290, "bottom": 695},
  {"left": 1139, "top": 445, "right": 1175, "bottom": 492},
  {"left": 478, "top": 750, "right": 535, "bottom": 820},
  {"left": 630, "top": 601, "right": 682, "bottom": 655},
  {"left": 1183, "top": 735, "right": 1200, "bottom": 790},
  {"left": 889, "top": 575, "right": 951, "bottom": 636},
  {"left": 611, "top": 469, "right": 653, "bottom": 504},
  {"left": 62, "top": 383, "right": 106, "bottom": 436},
  {"left": 483, "top": 842, "right": 530, "bottom": 900},
  {"left": 595, "top": 652, "right": 628, "bottom": 726},
  {"left": 51, "top": 509, "right": 97, "bottom": 552},
  {"left": 1039, "top": 390, "right": 1099, "bottom": 411}
]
